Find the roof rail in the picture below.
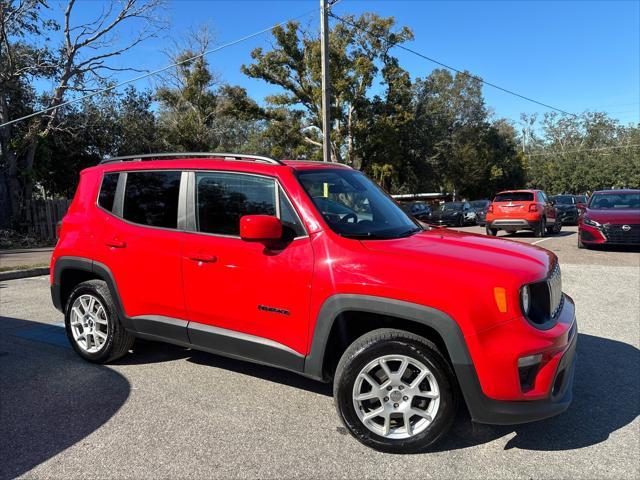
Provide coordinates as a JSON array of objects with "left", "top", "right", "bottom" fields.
[{"left": 100, "top": 152, "right": 284, "bottom": 166}]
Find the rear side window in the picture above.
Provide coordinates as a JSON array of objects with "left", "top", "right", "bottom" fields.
[
  {"left": 493, "top": 192, "right": 534, "bottom": 202},
  {"left": 122, "top": 171, "right": 181, "bottom": 228},
  {"left": 98, "top": 173, "right": 119, "bottom": 212},
  {"left": 196, "top": 172, "right": 276, "bottom": 235}
]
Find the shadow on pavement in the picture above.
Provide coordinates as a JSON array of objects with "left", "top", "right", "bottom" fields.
[
  {"left": 121, "top": 332, "right": 638, "bottom": 452},
  {"left": 0, "top": 316, "right": 130, "bottom": 479},
  {"left": 501, "top": 230, "right": 575, "bottom": 239},
  {"left": 115, "top": 339, "right": 333, "bottom": 397},
  {"left": 434, "top": 333, "right": 639, "bottom": 452}
]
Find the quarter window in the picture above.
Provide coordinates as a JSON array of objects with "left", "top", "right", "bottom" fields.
[
  {"left": 122, "top": 171, "right": 181, "bottom": 228},
  {"left": 98, "top": 172, "right": 119, "bottom": 212},
  {"left": 279, "top": 186, "right": 306, "bottom": 238}
]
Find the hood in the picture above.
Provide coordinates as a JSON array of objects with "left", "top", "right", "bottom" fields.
[
  {"left": 361, "top": 228, "right": 553, "bottom": 283},
  {"left": 555, "top": 204, "right": 577, "bottom": 210},
  {"left": 585, "top": 208, "right": 640, "bottom": 224}
]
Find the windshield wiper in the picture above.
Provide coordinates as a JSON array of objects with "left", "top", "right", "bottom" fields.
[
  {"left": 339, "top": 232, "right": 391, "bottom": 239},
  {"left": 395, "top": 227, "right": 422, "bottom": 238}
]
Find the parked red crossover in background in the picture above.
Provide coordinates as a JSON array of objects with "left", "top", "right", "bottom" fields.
[
  {"left": 51, "top": 153, "right": 577, "bottom": 453},
  {"left": 485, "top": 189, "right": 561, "bottom": 237},
  {"left": 578, "top": 189, "right": 640, "bottom": 248}
]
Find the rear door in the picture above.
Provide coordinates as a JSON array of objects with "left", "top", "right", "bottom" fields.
[
  {"left": 92, "top": 169, "right": 188, "bottom": 337},
  {"left": 181, "top": 171, "right": 314, "bottom": 357}
]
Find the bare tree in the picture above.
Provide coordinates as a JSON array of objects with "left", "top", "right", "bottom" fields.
[{"left": 0, "top": 0, "right": 165, "bottom": 228}]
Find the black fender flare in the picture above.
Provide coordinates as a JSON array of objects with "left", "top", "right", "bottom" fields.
[
  {"left": 51, "top": 256, "right": 134, "bottom": 330},
  {"left": 302, "top": 294, "right": 475, "bottom": 379}
]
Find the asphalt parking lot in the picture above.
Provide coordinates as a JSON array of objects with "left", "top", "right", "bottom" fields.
[{"left": 1, "top": 225, "right": 639, "bottom": 479}]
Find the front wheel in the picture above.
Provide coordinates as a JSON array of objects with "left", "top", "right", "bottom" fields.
[
  {"left": 333, "top": 329, "right": 458, "bottom": 453},
  {"left": 65, "top": 280, "right": 134, "bottom": 363},
  {"left": 547, "top": 220, "right": 562, "bottom": 234}
]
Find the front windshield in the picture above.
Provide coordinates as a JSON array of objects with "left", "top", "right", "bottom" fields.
[
  {"left": 575, "top": 195, "right": 587, "bottom": 203},
  {"left": 439, "top": 202, "right": 463, "bottom": 211},
  {"left": 297, "top": 169, "right": 420, "bottom": 239},
  {"left": 588, "top": 192, "right": 640, "bottom": 210},
  {"left": 553, "top": 195, "right": 575, "bottom": 205}
]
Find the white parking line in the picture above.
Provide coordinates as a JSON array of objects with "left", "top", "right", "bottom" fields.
[{"left": 532, "top": 237, "right": 553, "bottom": 245}]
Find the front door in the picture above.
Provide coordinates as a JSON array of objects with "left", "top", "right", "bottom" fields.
[{"left": 181, "top": 171, "right": 314, "bottom": 357}]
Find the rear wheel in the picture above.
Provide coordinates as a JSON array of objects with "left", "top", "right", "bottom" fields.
[
  {"left": 65, "top": 280, "right": 134, "bottom": 363},
  {"left": 334, "top": 329, "right": 457, "bottom": 453},
  {"left": 486, "top": 226, "right": 498, "bottom": 236}
]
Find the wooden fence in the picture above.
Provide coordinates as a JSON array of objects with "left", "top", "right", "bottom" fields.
[{"left": 25, "top": 199, "right": 72, "bottom": 241}]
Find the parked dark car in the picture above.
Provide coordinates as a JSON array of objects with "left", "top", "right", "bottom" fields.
[
  {"left": 574, "top": 194, "right": 588, "bottom": 209},
  {"left": 469, "top": 200, "right": 491, "bottom": 226},
  {"left": 429, "top": 202, "right": 473, "bottom": 227},
  {"left": 550, "top": 195, "right": 579, "bottom": 225},
  {"left": 399, "top": 201, "right": 432, "bottom": 222}
]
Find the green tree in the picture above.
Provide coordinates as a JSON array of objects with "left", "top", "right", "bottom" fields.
[
  {"left": 242, "top": 14, "right": 413, "bottom": 168},
  {"left": 524, "top": 112, "right": 640, "bottom": 193}
]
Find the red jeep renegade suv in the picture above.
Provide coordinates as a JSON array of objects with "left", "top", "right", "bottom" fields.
[{"left": 51, "top": 153, "right": 577, "bottom": 453}]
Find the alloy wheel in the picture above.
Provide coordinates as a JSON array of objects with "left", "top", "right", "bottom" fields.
[
  {"left": 69, "top": 294, "right": 109, "bottom": 353},
  {"left": 352, "top": 354, "right": 440, "bottom": 440}
]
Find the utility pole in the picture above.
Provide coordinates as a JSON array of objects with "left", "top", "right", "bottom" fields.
[{"left": 320, "top": 0, "right": 331, "bottom": 162}]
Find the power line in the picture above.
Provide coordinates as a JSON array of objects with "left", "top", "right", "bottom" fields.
[
  {"left": 0, "top": 9, "right": 317, "bottom": 130},
  {"left": 525, "top": 144, "right": 640, "bottom": 157},
  {"left": 329, "top": 12, "right": 577, "bottom": 118}
]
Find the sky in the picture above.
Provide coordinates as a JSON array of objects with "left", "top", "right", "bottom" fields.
[{"left": 39, "top": 0, "right": 640, "bottom": 127}]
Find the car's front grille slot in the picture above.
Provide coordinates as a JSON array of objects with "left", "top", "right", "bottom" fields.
[
  {"left": 527, "top": 262, "right": 563, "bottom": 327},
  {"left": 548, "top": 263, "right": 563, "bottom": 318},
  {"left": 603, "top": 224, "right": 640, "bottom": 244}
]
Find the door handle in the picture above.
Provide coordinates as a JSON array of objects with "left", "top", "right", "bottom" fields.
[
  {"left": 187, "top": 253, "right": 217, "bottom": 263},
  {"left": 106, "top": 239, "right": 127, "bottom": 248}
]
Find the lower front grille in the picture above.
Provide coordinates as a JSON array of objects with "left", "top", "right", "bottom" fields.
[{"left": 603, "top": 224, "right": 640, "bottom": 244}]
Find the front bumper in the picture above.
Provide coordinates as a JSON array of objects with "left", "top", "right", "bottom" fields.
[
  {"left": 558, "top": 210, "right": 578, "bottom": 224},
  {"left": 580, "top": 223, "right": 640, "bottom": 246},
  {"left": 457, "top": 294, "right": 577, "bottom": 425},
  {"left": 430, "top": 217, "right": 460, "bottom": 226}
]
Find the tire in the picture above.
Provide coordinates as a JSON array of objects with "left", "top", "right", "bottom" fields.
[
  {"left": 333, "top": 328, "right": 458, "bottom": 453},
  {"left": 535, "top": 217, "right": 546, "bottom": 238},
  {"left": 486, "top": 226, "right": 498, "bottom": 236},
  {"left": 547, "top": 220, "right": 562, "bottom": 234},
  {"left": 65, "top": 280, "right": 134, "bottom": 363}
]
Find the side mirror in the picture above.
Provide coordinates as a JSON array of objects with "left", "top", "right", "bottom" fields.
[{"left": 240, "top": 215, "right": 282, "bottom": 242}]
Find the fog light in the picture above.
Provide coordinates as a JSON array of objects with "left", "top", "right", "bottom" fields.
[
  {"left": 518, "top": 354, "right": 542, "bottom": 368},
  {"left": 518, "top": 353, "right": 543, "bottom": 392}
]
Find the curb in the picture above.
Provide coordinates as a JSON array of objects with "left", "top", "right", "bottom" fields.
[{"left": 0, "top": 268, "right": 49, "bottom": 281}]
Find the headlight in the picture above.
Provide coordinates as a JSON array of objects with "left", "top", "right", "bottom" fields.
[
  {"left": 521, "top": 284, "right": 531, "bottom": 315},
  {"left": 583, "top": 216, "right": 601, "bottom": 228}
]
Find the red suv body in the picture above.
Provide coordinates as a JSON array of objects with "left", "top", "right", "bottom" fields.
[
  {"left": 51, "top": 154, "right": 577, "bottom": 452},
  {"left": 578, "top": 189, "right": 640, "bottom": 248},
  {"left": 485, "top": 189, "right": 560, "bottom": 237}
]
